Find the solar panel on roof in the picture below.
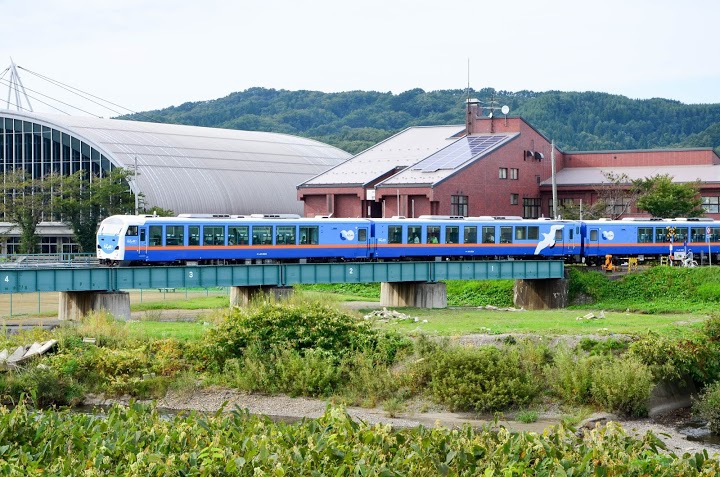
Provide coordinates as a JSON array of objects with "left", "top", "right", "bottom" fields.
[{"left": 411, "top": 135, "right": 508, "bottom": 172}]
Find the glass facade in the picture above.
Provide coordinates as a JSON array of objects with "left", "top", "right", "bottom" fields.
[
  {"left": 0, "top": 115, "right": 115, "bottom": 252},
  {"left": 1, "top": 116, "right": 114, "bottom": 205}
]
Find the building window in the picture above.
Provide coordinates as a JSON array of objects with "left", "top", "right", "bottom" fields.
[
  {"left": 702, "top": 196, "right": 720, "bottom": 214},
  {"left": 498, "top": 168, "right": 507, "bottom": 179},
  {"left": 523, "top": 198, "right": 541, "bottom": 219},
  {"left": 450, "top": 195, "right": 468, "bottom": 217},
  {"left": 549, "top": 198, "right": 575, "bottom": 218},
  {"left": 510, "top": 168, "right": 518, "bottom": 180},
  {"left": 510, "top": 193, "right": 519, "bottom": 205},
  {"left": 605, "top": 198, "right": 632, "bottom": 217}
]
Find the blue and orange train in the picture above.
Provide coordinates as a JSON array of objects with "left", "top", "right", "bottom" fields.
[{"left": 96, "top": 214, "right": 720, "bottom": 266}]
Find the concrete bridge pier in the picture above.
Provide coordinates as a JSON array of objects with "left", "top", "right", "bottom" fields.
[
  {"left": 513, "top": 278, "right": 568, "bottom": 310},
  {"left": 380, "top": 282, "right": 447, "bottom": 308},
  {"left": 58, "top": 291, "right": 131, "bottom": 321},
  {"left": 230, "top": 285, "right": 294, "bottom": 306}
]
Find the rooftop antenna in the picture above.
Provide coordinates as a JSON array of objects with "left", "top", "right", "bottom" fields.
[
  {"left": 2, "top": 58, "right": 33, "bottom": 111},
  {"left": 466, "top": 58, "right": 470, "bottom": 105}
]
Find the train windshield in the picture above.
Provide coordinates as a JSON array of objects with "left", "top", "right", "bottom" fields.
[{"left": 98, "top": 223, "right": 123, "bottom": 235}]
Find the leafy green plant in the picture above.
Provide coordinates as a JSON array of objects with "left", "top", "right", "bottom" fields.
[
  {"left": 425, "top": 345, "right": 541, "bottom": 412},
  {"left": 694, "top": 381, "right": 720, "bottom": 434},
  {"left": 545, "top": 347, "right": 599, "bottom": 404},
  {"left": 591, "top": 356, "right": 654, "bottom": 417},
  {"left": 203, "top": 298, "right": 411, "bottom": 370},
  {"left": 5, "top": 366, "right": 84, "bottom": 407},
  {"left": 1, "top": 402, "right": 718, "bottom": 475}
]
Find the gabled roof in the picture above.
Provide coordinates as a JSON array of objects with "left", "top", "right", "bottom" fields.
[
  {"left": 543, "top": 165, "right": 720, "bottom": 186},
  {"left": 298, "top": 125, "right": 464, "bottom": 188},
  {"left": 377, "top": 133, "right": 518, "bottom": 187}
]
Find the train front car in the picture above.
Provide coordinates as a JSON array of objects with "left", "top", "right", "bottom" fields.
[{"left": 97, "top": 215, "right": 144, "bottom": 266}]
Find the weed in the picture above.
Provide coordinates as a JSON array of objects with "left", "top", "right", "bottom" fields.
[
  {"left": 382, "top": 398, "right": 405, "bottom": 418},
  {"left": 515, "top": 410, "right": 538, "bottom": 423}
]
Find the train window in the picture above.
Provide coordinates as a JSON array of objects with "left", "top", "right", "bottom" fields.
[
  {"left": 149, "top": 226, "right": 162, "bottom": 246},
  {"left": 228, "top": 226, "right": 249, "bottom": 245},
  {"left": 189, "top": 226, "right": 200, "bottom": 246},
  {"left": 590, "top": 230, "right": 598, "bottom": 241},
  {"left": 711, "top": 228, "right": 720, "bottom": 241},
  {"left": 358, "top": 229, "right": 367, "bottom": 242},
  {"left": 446, "top": 226, "right": 459, "bottom": 244},
  {"left": 203, "top": 226, "right": 225, "bottom": 246},
  {"left": 500, "top": 227, "right": 512, "bottom": 244},
  {"left": 691, "top": 227, "right": 706, "bottom": 242},
  {"left": 277, "top": 226, "right": 295, "bottom": 245},
  {"left": 673, "top": 227, "right": 688, "bottom": 243},
  {"left": 427, "top": 226, "right": 440, "bottom": 244},
  {"left": 528, "top": 226, "right": 539, "bottom": 240},
  {"left": 515, "top": 227, "right": 527, "bottom": 240},
  {"left": 482, "top": 226, "right": 495, "bottom": 244},
  {"left": 299, "top": 226, "right": 319, "bottom": 245},
  {"left": 388, "top": 226, "right": 402, "bottom": 244},
  {"left": 251, "top": 226, "right": 272, "bottom": 245},
  {"left": 656, "top": 228, "right": 668, "bottom": 242},
  {"left": 165, "top": 226, "right": 184, "bottom": 246},
  {"left": 408, "top": 226, "right": 422, "bottom": 244},
  {"left": 464, "top": 226, "right": 478, "bottom": 244},
  {"left": 637, "top": 227, "right": 653, "bottom": 243},
  {"left": 126, "top": 226, "right": 138, "bottom": 236},
  {"left": 555, "top": 229, "right": 563, "bottom": 240},
  {"left": 140, "top": 229, "right": 146, "bottom": 242}
]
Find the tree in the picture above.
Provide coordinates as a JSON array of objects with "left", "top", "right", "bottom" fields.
[
  {"left": 1, "top": 171, "right": 60, "bottom": 253},
  {"left": 54, "top": 169, "right": 137, "bottom": 252},
  {"left": 585, "top": 172, "right": 642, "bottom": 219},
  {"left": 636, "top": 174, "right": 703, "bottom": 218}
]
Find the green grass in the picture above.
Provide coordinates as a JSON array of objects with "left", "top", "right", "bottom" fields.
[
  {"left": 127, "top": 320, "right": 210, "bottom": 340},
  {"left": 130, "top": 295, "right": 229, "bottom": 311},
  {"left": 372, "top": 307, "right": 708, "bottom": 337}
]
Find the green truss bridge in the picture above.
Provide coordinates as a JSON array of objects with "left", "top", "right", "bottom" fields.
[{"left": 0, "top": 260, "right": 566, "bottom": 319}]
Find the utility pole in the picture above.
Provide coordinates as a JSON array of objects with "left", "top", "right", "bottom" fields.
[{"left": 551, "top": 140, "right": 558, "bottom": 218}]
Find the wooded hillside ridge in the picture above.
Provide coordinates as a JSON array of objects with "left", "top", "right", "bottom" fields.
[{"left": 120, "top": 87, "right": 720, "bottom": 155}]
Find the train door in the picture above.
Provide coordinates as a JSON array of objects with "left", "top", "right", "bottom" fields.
[
  {"left": 138, "top": 227, "right": 148, "bottom": 260},
  {"left": 565, "top": 225, "right": 576, "bottom": 255},
  {"left": 357, "top": 227, "right": 370, "bottom": 259},
  {"left": 587, "top": 227, "right": 600, "bottom": 259}
]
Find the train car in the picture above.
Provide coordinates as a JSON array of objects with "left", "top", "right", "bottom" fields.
[
  {"left": 97, "top": 214, "right": 373, "bottom": 265},
  {"left": 372, "top": 216, "right": 582, "bottom": 261},
  {"left": 580, "top": 218, "right": 720, "bottom": 265}
]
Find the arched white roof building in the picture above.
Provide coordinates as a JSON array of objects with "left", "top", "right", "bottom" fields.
[{"left": 0, "top": 110, "right": 350, "bottom": 215}]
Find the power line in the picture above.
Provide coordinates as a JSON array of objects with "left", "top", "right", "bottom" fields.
[
  {"left": 0, "top": 76, "right": 94, "bottom": 116},
  {"left": 17, "top": 66, "right": 163, "bottom": 123}
]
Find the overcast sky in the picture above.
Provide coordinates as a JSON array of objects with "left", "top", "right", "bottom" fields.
[{"left": 2, "top": 0, "right": 719, "bottom": 116}]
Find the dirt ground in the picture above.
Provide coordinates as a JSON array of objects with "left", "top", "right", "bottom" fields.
[{"left": 0, "top": 289, "right": 229, "bottom": 320}]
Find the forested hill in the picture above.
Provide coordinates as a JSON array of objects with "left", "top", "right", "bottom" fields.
[{"left": 121, "top": 87, "right": 720, "bottom": 155}]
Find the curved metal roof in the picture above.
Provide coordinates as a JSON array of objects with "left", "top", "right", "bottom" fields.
[{"left": 3, "top": 111, "right": 350, "bottom": 215}]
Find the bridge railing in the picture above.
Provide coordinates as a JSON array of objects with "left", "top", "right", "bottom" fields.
[{"left": 0, "top": 253, "right": 98, "bottom": 268}]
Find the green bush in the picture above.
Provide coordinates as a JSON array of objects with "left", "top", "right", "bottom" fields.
[
  {"left": 591, "top": 356, "right": 654, "bottom": 417},
  {"left": 694, "top": 381, "right": 720, "bottom": 434},
  {"left": 203, "top": 299, "right": 411, "bottom": 370},
  {"left": 545, "top": 347, "right": 599, "bottom": 404},
  {"left": 629, "top": 320, "right": 720, "bottom": 386},
  {"left": 6, "top": 366, "right": 84, "bottom": 407},
  {"left": 425, "top": 345, "right": 541, "bottom": 412},
  {"left": 628, "top": 333, "right": 698, "bottom": 383}
]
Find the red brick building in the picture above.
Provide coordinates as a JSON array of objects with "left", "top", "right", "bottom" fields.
[{"left": 297, "top": 101, "right": 720, "bottom": 219}]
